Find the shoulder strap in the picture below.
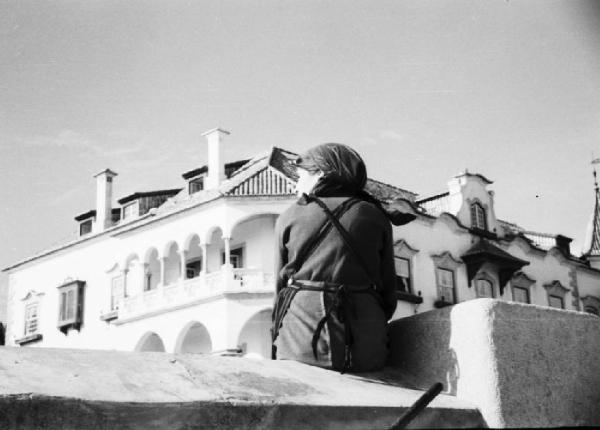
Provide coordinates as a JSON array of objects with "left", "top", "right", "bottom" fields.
[
  {"left": 290, "top": 197, "right": 360, "bottom": 278},
  {"left": 310, "top": 195, "right": 378, "bottom": 287}
]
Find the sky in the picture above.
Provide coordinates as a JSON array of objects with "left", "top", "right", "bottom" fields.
[{"left": 1, "top": 0, "right": 600, "bottom": 320}]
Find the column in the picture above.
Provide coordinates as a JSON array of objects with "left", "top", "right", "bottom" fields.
[
  {"left": 201, "top": 243, "right": 208, "bottom": 276},
  {"left": 223, "top": 237, "right": 232, "bottom": 269},
  {"left": 180, "top": 250, "right": 188, "bottom": 280},
  {"left": 160, "top": 257, "right": 167, "bottom": 286},
  {"left": 140, "top": 263, "right": 149, "bottom": 291}
]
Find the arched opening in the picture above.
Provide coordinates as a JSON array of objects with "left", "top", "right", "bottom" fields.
[
  {"left": 176, "top": 322, "right": 212, "bottom": 354},
  {"left": 124, "top": 254, "right": 141, "bottom": 297},
  {"left": 144, "top": 248, "right": 160, "bottom": 291},
  {"left": 206, "top": 227, "right": 225, "bottom": 273},
  {"left": 184, "top": 234, "right": 203, "bottom": 279},
  {"left": 229, "top": 214, "right": 278, "bottom": 272},
  {"left": 163, "top": 242, "right": 181, "bottom": 285},
  {"left": 237, "top": 308, "right": 272, "bottom": 359},
  {"left": 135, "top": 332, "right": 166, "bottom": 352}
]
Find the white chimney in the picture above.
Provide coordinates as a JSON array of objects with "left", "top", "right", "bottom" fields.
[
  {"left": 202, "top": 128, "right": 230, "bottom": 190},
  {"left": 93, "top": 168, "right": 118, "bottom": 232}
]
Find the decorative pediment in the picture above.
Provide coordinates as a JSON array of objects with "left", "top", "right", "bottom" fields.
[
  {"left": 431, "top": 251, "right": 462, "bottom": 270},
  {"left": 543, "top": 280, "right": 569, "bottom": 297},
  {"left": 21, "top": 290, "right": 45, "bottom": 302},
  {"left": 511, "top": 271, "right": 535, "bottom": 289},
  {"left": 394, "top": 239, "right": 419, "bottom": 258}
]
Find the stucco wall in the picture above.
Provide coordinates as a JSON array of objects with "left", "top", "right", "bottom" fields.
[{"left": 388, "top": 298, "right": 600, "bottom": 427}]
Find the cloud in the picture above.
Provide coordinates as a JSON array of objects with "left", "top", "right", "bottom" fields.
[
  {"left": 22, "top": 129, "right": 102, "bottom": 153},
  {"left": 379, "top": 130, "right": 405, "bottom": 142}
]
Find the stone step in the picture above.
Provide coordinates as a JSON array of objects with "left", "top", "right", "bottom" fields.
[{"left": 0, "top": 347, "right": 485, "bottom": 429}]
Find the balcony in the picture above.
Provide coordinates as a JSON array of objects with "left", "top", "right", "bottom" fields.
[{"left": 116, "top": 268, "right": 275, "bottom": 321}]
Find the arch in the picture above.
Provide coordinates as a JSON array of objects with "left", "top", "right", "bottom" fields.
[
  {"left": 123, "top": 252, "right": 140, "bottom": 270},
  {"left": 175, "top": 321, "right": 213, "bottom": 354},
  {"left": 163, "top": 241, "right": 181, "bottom": 285},
  {"left": 183, "top": 233, "right": 202, "bottom": 252},
  {"left": 135, "top": 332, "right": 166, "bottom": 352},
  {"left": 227, "top": 212, "right": 279, "bottom": 239},
  {"left": 237, "top": 308, "right": 272, "bottom": 359},
  {"left": 204, "top": 225, "right": 225, "bottom": 245},
  {"left": 183, "top": 234, "right": 203, "bottom": 278}
]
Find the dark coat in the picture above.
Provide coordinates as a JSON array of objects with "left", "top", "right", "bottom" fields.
[{"left": 273, "top": 195, "right": 397, "bottom": 371}]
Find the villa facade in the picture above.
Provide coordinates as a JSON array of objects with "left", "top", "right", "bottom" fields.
[{"left": 4, "top": 128, "right": 600, "bottom": 359}]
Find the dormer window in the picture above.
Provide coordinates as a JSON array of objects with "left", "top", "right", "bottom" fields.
[
  {"left": 189, "top": 176, "right": 204, "bottom": 194},
  {"left": 79, "top": 219, "right": 93, "bottom": 236},
  {"left": 122, "top": 201, "right": 138, "bottom": 220},
  {"left": 470, "top": 203, "right": 487, "bottom": 230}
]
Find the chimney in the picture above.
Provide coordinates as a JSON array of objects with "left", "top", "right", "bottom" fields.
[
  {"left": 93, "top": 168, "right": 118, "bottom": 232},
  {"left": 202, "top": 128, "right": 230, "bottom": 190},
  {"left": 555, "top": 234, "right": 572, "bottom": 256}
]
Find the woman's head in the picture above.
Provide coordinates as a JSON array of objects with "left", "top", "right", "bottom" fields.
[{"left": 294, "top": 143, "right": 367, "bottom": 197}]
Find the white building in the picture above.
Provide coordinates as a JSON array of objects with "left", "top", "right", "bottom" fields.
[{"left": 4, "top": 128, "right": 600, "bottom": 358}]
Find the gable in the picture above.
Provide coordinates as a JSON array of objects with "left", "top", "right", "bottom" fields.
[{"left": 226, "top": 166, "right": 296, "bottom": 197}]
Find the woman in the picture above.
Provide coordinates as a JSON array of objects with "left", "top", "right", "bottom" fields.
[{"left": 272, "top": 143, "right": 414, "bottom": 372}]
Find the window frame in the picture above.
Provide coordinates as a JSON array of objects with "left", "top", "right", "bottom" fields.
[
  {"left": 57, "top": 280, "right": 85, "bottom": 333},
  {"left": 222, "top": 245, "right": 245, "bottom": 269},
  {"left": 431, "top": 251, "right": 463, "bottom": 307},
  {"left": 581, "top": 295, "right": 600, "bottom": 316},
  {"left": 188, "top": 176, "right": 205, "bottom": 194},
  {"left": 470, "top": 202, "right": 487, "bottom": 230},
  {"left": 122, "top": 201, "right": 139, "bottom": 220},
  {"left": 475, "top": 277, "right": 495, "bottom": 298},
  {"left": 543, "top": 280, "right": 569, "bottom": 310},
  {"left": 510, "top": 271, "right": 535, "bottom": 304}
]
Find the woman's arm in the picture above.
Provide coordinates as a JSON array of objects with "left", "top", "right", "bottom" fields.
[{"left": 273, "top": 215, "right": 289, "bottom": 294}]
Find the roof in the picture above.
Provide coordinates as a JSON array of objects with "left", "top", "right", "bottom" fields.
[
  {"left": 181, "top": 159, "right": 251, "bottom": 180},
  {"left": 416, "top": 192, "right": 450, "bottom": 217},
  {"left": 117, "top": 189, "right": 182, "bottom": 205},
  {"left": 74, "top": 208, "right": 121, "bottom": 222}
]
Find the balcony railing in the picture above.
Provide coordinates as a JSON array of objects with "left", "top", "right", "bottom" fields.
[{"left": 117, "top": 268, "right": 274, "bottom": 320}]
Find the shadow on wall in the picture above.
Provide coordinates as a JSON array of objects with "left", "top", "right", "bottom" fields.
[
  {"left": 387, "top": 311, "right": 459, "bottom": 395},
  {"left": 0, "top": 323, "right": 4, "bottom": 346}
]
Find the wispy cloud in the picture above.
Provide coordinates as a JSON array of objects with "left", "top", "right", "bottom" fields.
[
  {"left": 361, "top": 129, "right": 406, "bottom": 146},
  {"left": 22, "top": 129, "right": 102, "bottom": 153}
]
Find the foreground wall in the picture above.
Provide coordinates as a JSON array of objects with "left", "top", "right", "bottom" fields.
[{"left": 388, "top": 298, "right": 600, "bottom": 427}]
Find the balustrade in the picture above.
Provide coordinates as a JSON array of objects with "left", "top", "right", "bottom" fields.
[{"left": 116, "top": 267, "right": 275, "bottom": 320}]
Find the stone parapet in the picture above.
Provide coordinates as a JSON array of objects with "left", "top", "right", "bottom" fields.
[
  {"left": 0, "top": 347, "right": 483, "bottom": 429},
  {"left": 388, "top": 298, "right": 600, "bottom": 427}
]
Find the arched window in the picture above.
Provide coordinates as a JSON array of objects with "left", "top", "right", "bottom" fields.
[
  {"left": 581, "top": 296, "right": 600, "bottom": 317},
  {"left": 475, "top": 278, "right": 494, "bottom": 298},
  {"left": 470, "top": 203, "right": 487, "bottom": 230}
]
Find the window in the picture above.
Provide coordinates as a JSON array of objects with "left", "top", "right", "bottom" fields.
[
  {"left": 189, "top": 177, "right": 204, "bottom": 194},
  {"left": 543, "top": 280, "right": 569, "bottom": 310},
  {"left": 393, "top": 240, "right": 419, "bottom": 301},
  {"left": 470, "top": 203, "right": 487, "bottom": 230},
  {"left": 432, "top": 251, "right": 462, "bottom": 307},
  {"left": 475, "top": 278, "right": 494, "bottom": 298},
  {"left": 57, "top": 280, "right": 85, "bottom": 333},
  {"left": 222, "top": 246, "right": 244, "bottom": 268},
  {"left": 437, "top": 268, "right": 455, "bottom": 303},
  {"left": 395, "top": 257, "right": 411, "bottom": 293},
  {"left": 512, "top": 286, "right": 530, "bottom": 304},
  {"left": 24, "top": 303, "right": 39, "bottom": 336},
  {"left": 510, "top": 272, "right": 534, "bottom": 304},
  {"left": 122, "top": 201, "right": 138, "bottom": 219},
  {"left": 186, "top": 259, "right": 202, "bottom": 279},
  {"left": 548, "top": 295, "right": 564, "bottom": 309},
  {"left": 79, "top": 220, "right": 93, "bottom": 236},
  {"left": 581, "top": 296, "right": 600, "bottom": 316}
]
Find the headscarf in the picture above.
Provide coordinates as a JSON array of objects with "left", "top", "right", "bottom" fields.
[{"left": 294, "top": 143, "right": 416, "bottom": 226}]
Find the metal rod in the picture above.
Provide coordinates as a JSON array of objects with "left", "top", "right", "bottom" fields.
[{"left": 387, "top": 382, "right": 444, "bottom": 430}]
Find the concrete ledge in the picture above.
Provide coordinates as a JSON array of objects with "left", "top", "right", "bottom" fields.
[
  {"left": 0, "top": 347, "right": 484, "bottom": 429},
  {"left": 389, "top": 298, "right": 600, "bottom": 427}
]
